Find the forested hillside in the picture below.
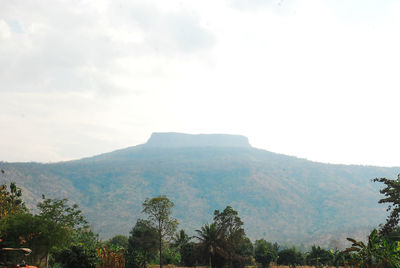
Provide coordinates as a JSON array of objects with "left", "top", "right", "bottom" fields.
[{"left": 0, "top": 133, "right": 398, "bottom": 246}]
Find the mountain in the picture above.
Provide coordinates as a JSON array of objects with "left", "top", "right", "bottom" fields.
[{"left": 0, "top": 133, "right": 398, "bottom": 247}]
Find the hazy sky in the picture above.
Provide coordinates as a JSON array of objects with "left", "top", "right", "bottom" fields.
[{"left": 1, "top": 0, "right": 400, "bottom": 166}]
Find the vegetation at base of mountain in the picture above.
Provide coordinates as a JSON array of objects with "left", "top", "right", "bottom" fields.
[
  {"left": 254, "top": 239, "right": 279, "bottom": 268},
  {"left": 2, "top": 165, "right": 400, "bottom": 267},
  {"left": 158, "top": 247, "right": 181, "bottom": 265},
  {"left": 277, "top": 247, "right": 304, "bottom": 266},
  {"left": 305, "top": 246, "right": 334, "bottom": 267},
  {"left": 51, "top": 243, "right": 98, "bottom": 268},
  {"left": 127, "top": 219, "right": 158, "bottom": 268},
  {"left": 107, "top": 235, "right": 129, "bottom": 249},
  {"left": 178, "top": 241, "right": 197, "bottom": 267},
  {"left": 342, "top": 175, "right": 400, "bottom": 268},
  {"left": 212, "top": 206, "right": 250, "bottom": 268},
  {"left": 0, "top": 180, "right": 98, "bottom": 267},
  {"left": 345, "top": 229, "right": 400, "bottom": 267},
  {"left": 171, "top": 230, "right": 195, "bottom": 267},
  {"left": 0, "top": 182, "right": 27, "bottom": 218},
  {"left": 50, "top": 228, "right": 100, "bottom": 268}
]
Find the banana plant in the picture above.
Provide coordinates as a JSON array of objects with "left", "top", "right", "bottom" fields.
[{"left": 345, "top": 229, "right": 400, "bottom": 268}]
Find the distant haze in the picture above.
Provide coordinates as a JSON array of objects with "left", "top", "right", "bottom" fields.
[{"left": 1, "top": 0, "right": 400, "bottom": 166}]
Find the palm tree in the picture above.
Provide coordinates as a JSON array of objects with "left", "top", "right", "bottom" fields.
[
  {"left": 195, "top": 222, "right": 225, "bottom": 268},
  {"left": 172, "top": 229, "right": 190, "bottom": 250}
]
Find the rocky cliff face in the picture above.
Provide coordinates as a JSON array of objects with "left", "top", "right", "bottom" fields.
[{"left": 145, "top": 132, "right": 251, "bottom": 148}]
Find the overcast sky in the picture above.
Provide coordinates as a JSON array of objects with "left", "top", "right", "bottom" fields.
[{"left": 1, "top": 0, "right": 400, "bottom": 166}]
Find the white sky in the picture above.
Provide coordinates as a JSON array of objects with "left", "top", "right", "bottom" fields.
[{"left": 1, "top": 0, "right": 400, "bottom": 166}]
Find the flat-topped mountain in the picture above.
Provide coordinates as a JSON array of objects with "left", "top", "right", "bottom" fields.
[
  {"left": 0, "top": 133, "right": 398, "bottom": 247},
  {"left": 145, "top": 133, "right": 251, "bottom": 148}
]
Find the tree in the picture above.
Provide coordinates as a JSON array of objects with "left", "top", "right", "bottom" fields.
[
  {"left": 180, "top": 242, "right": 197, "bottom": 267},
  {"left": 107, "top": 235, "right": 129, "bottom": 249},
  {"left": 160, "top": 246, "right": 181, "bottom": 265},
  {"left": 51, "top": 244, "right": 98, "bottom": 268},
  {"left": 331, "top": 249, "right": 348, "bottom": 268},
  {"left": 0, "top": 182, "right": 27, "bottom": 219},
  {"left": 305, "top": 245, "right": 333, "bottom": 267},
  {"left": 172, "top": 229, "right": 190, "bottom": 250},
  {"left": 142, "top": 195, "right": 178, "bottom": 268},
  {"left": 277, "top": 247, "right": 304, "bottom": 267},
  {"left": 0, "top": 212, "right": 46, "bottom": 266},
  {"left": 127, "top": 219, "right": 158, "bottom": 268},
  {"left": 0, "top": 179, "right": 94, "bottom": 268},
  {"left": 0, "top": 181, "right": 29, "bottom": 250},
  {"left": 373, "top": 174, "right": 400, "bottom": 234},
  {"left": 37, "top": 195, "right": 88, "bottom": 230},
  {"left": 36, "top": 196, "right": 89, "bottom": 267},
  {"left": 213, "top": 206, "right": 248, "bottom": 268},
  {"left": 385, "top": 226, "right": 400, "bottom": 243},
  {"left": 195, "top": 222, "right": 224, "bottom": 268},
  {"left": 172, "top": 229, "right": 194, "bottom": 266},
  {"left": 254, "top": 239, "right": 278, "bottom": 268},
  {"left": 233, "top": 236, "right": 253, "bottom": 268},
  {"left": 51, "top": 228, "right": 99, "bottom": 268}
]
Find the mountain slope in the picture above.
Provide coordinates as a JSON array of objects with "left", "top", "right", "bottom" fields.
[{"left": 0, "top": 133, "right": 398, "bottom": 246}]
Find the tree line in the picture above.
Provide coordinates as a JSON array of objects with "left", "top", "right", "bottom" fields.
[{"left": 1, "top": 171, "right": 400, "bottom": 267}]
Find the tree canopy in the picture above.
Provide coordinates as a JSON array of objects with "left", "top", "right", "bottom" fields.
[
  {"left": 127, "top": 219, "right": 158, "bottom": 268},
  {"left": 142, "top": 195, "right": 178, "bottom": 268},
  {"left": 373, "top": 174, "right": 400, "bottom": 234},
  {"left": 254, "top": 239, "right": 279, "bottom": 268},
  {"left": 0, "top": 182, "right": 27, "bottom": 219}
]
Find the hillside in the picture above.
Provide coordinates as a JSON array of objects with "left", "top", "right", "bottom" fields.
[{"left": 0, "top": 133, "right": 398, "bottom": 246}]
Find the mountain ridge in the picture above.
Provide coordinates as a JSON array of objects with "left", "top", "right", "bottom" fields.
[{"left": 0, "top": 133, "right": 398, "bottom": 247}]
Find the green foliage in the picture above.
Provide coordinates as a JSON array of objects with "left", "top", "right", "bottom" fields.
[
  {"left": 233, "top": 236, "right": 253, "bottom": 268},
  {"left": 305, "top": 245, "right": 333, "bottom": 267},
  {"left": 214, "top": 206, "right": 251, "bottom": 268},
  {"left": 254, "top": 239, "right": 278, "bottom": 268},
  {"left": 172, "top": 229, "right": 190, "bottom": 250},
  {"left": 0, "top": 182, "right": 29, "bottom": 247},
  {"left": 142, "top": 195, "right": 178, "bottom": 240},
  {"left": 70, "top": 228, "right": 100, "bottom": 252},
  {"left": 0, "top": 211, "right": 96, "bottom": 266},
  {"left": 385, "top": 226, "right": 400, "bottom": 243},
  {"left": 51, "top": 243, "right": 98, "bottom": 268},
  {"left": 142, "top": 195, "right": 178, "bottom": 268},
  {"left": 0, "top": 182, "right": 27, "bottom": 219},
  {"left": 172, "top": 229, "right": 195, "bottom": 266},
  {"left": 373, "top": 174, "right": 400, "bottom": 234},
  {"left": 37, "top": 195, "right": 88, "bottom": 230},
  {"left": 180, "top": 241, "right": 197, "bottom": 267},
  {"left": 330, "top": 249, "right": 348, "bottom": 267},
  {"left": 107, "top": 234, "right": 129, "bottom": 249},
  {"left": 22, "top": 195, "right": 90, "bottom": 264},
  {"left": 277, "top": 247, "right": 304, "bottom": 266},
  {"left": 127, "top": 219, "right": 159, "bottom": 268},
  {"left": 0, "top": 212, "right": 47, "bottom": 265},
  {"left": 159, "top": 247, "right": 181, "bottom": 265},
  {"left": 195, "top": 206, "right": 252, "bottom": 268},
  {"left": 195, "top": 222, "right": 223, "bottom": 267},
  {"left": 345, "top": 229, "right": 400, "bottom": 267},
  {"left": 0, "top": 175, "right": 101, "bottom": 268}
]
